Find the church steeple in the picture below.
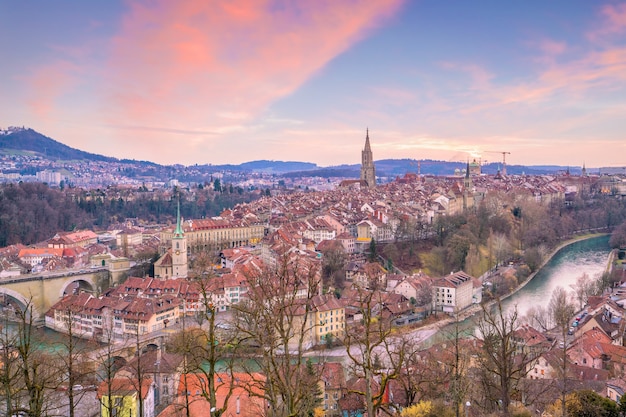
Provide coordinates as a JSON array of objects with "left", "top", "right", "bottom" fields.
[
  {"left": 360, "top": 128, "right": 376, "bottom": 188},
  {"left": 364, "top": 128, "right": 372, "bottom": 153},
  {"left": 171, "top": 199, "right": 188, "bottom": 278},
  {"left": 174, "top": 199, "right": 184, "bottom": 238}
]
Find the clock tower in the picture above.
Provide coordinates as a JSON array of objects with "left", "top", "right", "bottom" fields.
[{"left": 171, "top": 200, "right": 188, "bottom": 278}]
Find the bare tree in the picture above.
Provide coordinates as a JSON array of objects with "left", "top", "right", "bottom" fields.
[
  {"left": 321, "top": 245, "right": 347, "bottom": 290},
  {"left": 393, "top": 337, "right": 423, "bottom": 406},
  {"left": 476, "top": 301, "right": 531, "bottom": 417},
  {"left": 92, "top": 314, "right": 127, "bottom": 417},
  {"left": 12, "top": 300, "right": 60, "bottom": 417},
  {"left": 448, "top": 311, "right": 472, "bottom": 417},
  {"left": 169, "top": 273, "right": 240, "bottom": 417},
  {"left": 549, "top": 286, "right": 576, "bottom": 417},
  {"left": 571, "top": 273, "right": 595, "bottom": 311},
  {"left": 343, "top": 287, "right": 404, "bottom": 417},
  {"left": 522, "top": 305, "right": 552, "bottom": 332},
  {"left": 118, "top": 325, "right": 152, "bottom": 417},
  {"left": 55, "top": 305, "right": 97, "bottom": 417},
  {"left": 0, "top": 314, "right": 21, "bottom": 416},
  {"left": 233, "top": 253, "right": 323, "bottom": 417},
  {"left": 415, "top": 281, "right": 433, "bottom": 309},
  {"left": 492, "top": 233, "right": 512, "bottom": 267}
]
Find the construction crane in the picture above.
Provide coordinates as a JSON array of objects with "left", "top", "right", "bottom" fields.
[{"left": 485, "top": 151, "right": 511, "bottom": 175}]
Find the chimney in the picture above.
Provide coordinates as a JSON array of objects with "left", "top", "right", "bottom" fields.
[{"left": 236, "top": 396, "right": 240, "bottom": 414}]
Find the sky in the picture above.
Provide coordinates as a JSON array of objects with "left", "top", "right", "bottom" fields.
[{"left": 1, "top": 0, "right": 626, "bottom": 168}]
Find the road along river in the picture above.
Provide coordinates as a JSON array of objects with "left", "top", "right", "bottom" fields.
[{"left": 423, "top": 234, "right": 612, "bottom": 346}]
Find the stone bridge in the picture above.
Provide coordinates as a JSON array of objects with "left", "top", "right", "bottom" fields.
[
  {"left": 0, "top": 268, "right": 112, "bottom": 322},
  {"left": 86, "top": 331, "right": 172, "bottom": 367}
]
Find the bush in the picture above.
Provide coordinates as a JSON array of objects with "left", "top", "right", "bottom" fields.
[
  {"left": 515, "top": 264, "right": 531, "bottom": 283},
  {"left": 400, "top": 401, "right": 454, "bottom": 417},
  {"left": 510, "top": 405, "right": 532, "bottom": 417}
]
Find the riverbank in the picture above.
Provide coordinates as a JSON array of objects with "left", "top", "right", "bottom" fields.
[
  {"left": 500, "top": 233, "right": 610, "bottom": 304},
  {"left": 410, "top": 233, "right": 611, "bottom": 345}
]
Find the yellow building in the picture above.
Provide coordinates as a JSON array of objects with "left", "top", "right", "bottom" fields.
[
  {"left": 288, "top": 295, "right": 346, "bottom": 350},
  {"left": 160, "top": 217, "right": 265, "bottom": 253},
  {"left": 311, "top": 295, "right": 345, "bottom": 345},
  {"left": 98, "top": 378, "right": 154, "bottom": 417}
]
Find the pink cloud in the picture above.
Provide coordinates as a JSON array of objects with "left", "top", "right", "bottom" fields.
[
  {"left": 598, "top": 2, "right": 626, "bottom": 34},
  {"left": 538, "top": 39, "right": 567, "bottom": 56},
  {"left": 439, "top": 61, "right": 494, "bottom": 90},
  {"left": 587, "top": 2, "right": 626, "bottom": 41},
  {"left": 25, "top": 60, "right": 81, "bottom": 117},
  {"left": 370, "top": 87, "right": 416, "bottom": 104},
  {"left": 100, "top": 0, "right": 405, "bottom": 158}
]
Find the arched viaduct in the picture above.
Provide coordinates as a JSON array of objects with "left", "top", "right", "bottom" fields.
[{"left": 0, "top": 268, "right": 113, "bottom": 323}]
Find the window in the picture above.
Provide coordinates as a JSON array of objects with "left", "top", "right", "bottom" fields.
[{"left": 112, "top": 397, "right": 123, "bottom": 417}]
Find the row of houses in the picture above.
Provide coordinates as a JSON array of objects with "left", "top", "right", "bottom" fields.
[{"left": 96, "top": 351, "right": 382, "bottom": 417}]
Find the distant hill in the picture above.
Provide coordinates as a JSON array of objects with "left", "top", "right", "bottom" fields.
[
  {"left": 0, "top": 126, "right": 583, "bottom": 177},
  {"left": 0, "top": 127, "right": 118, "bottom": 162},
  {"left": 280, "top": 159, "right": 575, "bottom": 179},
  {"left": 239, "top": 160, "right": 317, "bottom": 173},
  {"left": 205, "top": 160, "right": 318, "bottom": 173}
]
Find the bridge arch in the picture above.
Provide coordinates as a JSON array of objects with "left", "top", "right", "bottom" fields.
[
  {"left": 0, "top": 287, "right": 41, "bottom": 319},
  {"left": 59, "top": 277, "right": 96, "bottom": 299},
  {"left": 142, "top": 343, "right": 159, "bottom": 353},
  {"left": 95, "top": 356, "right": 127, "bottom": 380}
]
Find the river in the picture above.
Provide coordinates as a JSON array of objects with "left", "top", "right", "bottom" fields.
[
  {"left": 501, "top": 234, "right": 611, "bottom": 318},
  {"left": 426, "top": 235, "right": 612, "bottom": 345}
]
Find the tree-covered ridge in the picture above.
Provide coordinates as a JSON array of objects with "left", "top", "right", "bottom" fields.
[
  {"left": 0, "top": 182, "right": 263, "bottom": 246},
  {"left": 0, "top": 128, "right": 117, "bottom": 162},
  {"left": 380, "top": 189, "right": 626, "bottom": 289},
  {"left": 0, "top": 182, "right": 91, "bottom": 247}
]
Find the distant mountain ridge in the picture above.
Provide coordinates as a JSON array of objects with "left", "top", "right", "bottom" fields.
[
  {"left": 0, "top": 127, "right": 118, "bottom": 162},
  {"left": 0, "top": 126, "right": 590, "bottom": 176},
  {"left": 208, "top": 160, "right": 318, "bottom": 173}
]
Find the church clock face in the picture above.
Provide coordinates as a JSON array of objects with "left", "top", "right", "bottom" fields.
[{"left": 175, "top": 250, "right": 180, "bottom": 255}]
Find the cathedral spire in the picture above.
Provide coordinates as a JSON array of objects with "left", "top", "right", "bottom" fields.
[{"left": 360, "top": 128, "right": 376, "bottom": 187}]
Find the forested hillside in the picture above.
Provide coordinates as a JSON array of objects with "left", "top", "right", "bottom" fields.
[
  {"left": 0, "top": 182, "right": 263, "bottom": 246},
  {"left": 0, "top": 128, "right": 117, "bottom": 162},
  {"left": 0, "top": 183, "right": 91, "bottom": 246}
]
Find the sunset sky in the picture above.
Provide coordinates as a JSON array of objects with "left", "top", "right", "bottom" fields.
[{"left": 2, "top": 0, "right": 626, "bottom": 167}]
